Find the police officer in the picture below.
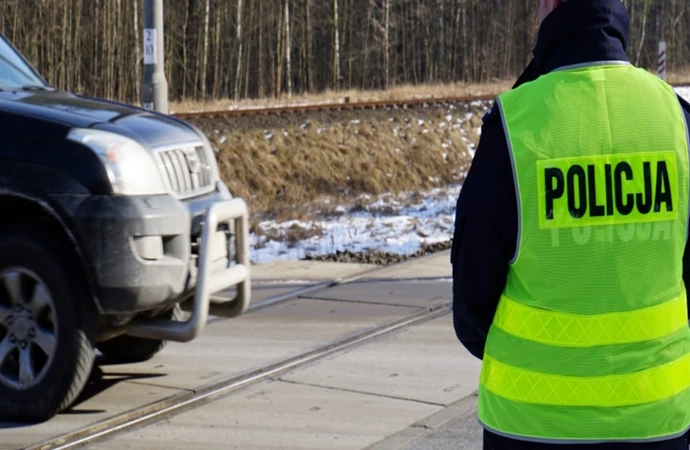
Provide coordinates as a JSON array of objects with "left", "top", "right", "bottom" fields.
[{"left": 452, "top": 0, "right": 690, "bottom": 449}]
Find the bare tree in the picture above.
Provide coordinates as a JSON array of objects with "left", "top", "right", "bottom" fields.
[
  {"left": 285, "top": 0, "right": 292, "bottom": 98},
  {"left": 332, "top": 0, "right": 341, "bottom": 90},
  {"left": 1, "top": 0, "right": 688, "bottom": 103},
  {"left": 234, "top": 0, "right": 244, "bottom": 101},
  {"left": 201, "top": 0, "right": 210, "bottom": 99}
]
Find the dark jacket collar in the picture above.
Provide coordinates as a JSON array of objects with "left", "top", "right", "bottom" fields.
[{"left": 515, "top": 0, "right": 630, "bottom": 88}]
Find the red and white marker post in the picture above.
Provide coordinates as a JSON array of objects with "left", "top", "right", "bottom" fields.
[{"left": 659, "top": 41, "right": 667, "bottom": 81}]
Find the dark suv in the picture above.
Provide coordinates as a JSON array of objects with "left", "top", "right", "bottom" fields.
[{"left": 0, "top": 36, "right": 251, "bottom": 422}]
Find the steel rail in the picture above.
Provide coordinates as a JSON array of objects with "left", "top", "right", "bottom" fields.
[
  {"left": 172, "top": 94, "right": 495, "bottom": 119},
  {"left": 28, "top": 304, "right": 450, "bottom": 450},
  {"left": 25, "top": 250, "right": 452, "bottom": 450},
  {"left": 213, "top": 248, "right": 451, "bottom": 317},
  {"left": 171, "top": 82, "right": 690, "bottom": 120}
]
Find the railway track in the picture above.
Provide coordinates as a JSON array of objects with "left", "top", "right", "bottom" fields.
[
  {"left": 23, "top": 251, "right": 452, "bottom": 450},
  {"left": 172, "top": 82, "right": 690, "bottom": 120},
  {"left": 172, "top": 93, "right": 494, "bottom": 120}
]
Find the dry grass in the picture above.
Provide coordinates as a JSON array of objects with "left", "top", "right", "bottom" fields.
[
  {"left": 189, "top": 101, "right": 488, "bottom": 218},
  {"left": 187, "top": 67, "right": 690, "bottom": 220},
  {"left": 667, "top": 67, "right": 690, "bottom": 85},
  {"left": 171, "top": 81, "right": 511, "bottom": 113}
]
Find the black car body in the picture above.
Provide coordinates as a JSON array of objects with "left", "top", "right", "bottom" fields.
[{"left": 0, "top": 35, "right": 251, "bottom": 421}]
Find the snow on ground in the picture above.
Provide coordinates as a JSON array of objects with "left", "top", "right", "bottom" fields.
[{"left": 250, "top": 185, "right": 461, "bottom": 265}]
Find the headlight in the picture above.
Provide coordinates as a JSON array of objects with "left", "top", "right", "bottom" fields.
[{"left": 67, "top": 128, "right": 168, "bottom": 196}]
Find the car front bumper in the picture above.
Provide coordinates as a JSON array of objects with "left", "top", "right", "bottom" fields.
[{"left": 51, "top": 182, "right": 250, "bottom": 315}]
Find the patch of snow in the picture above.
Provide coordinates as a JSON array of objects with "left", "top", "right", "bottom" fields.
[
  {"left": 249, "top": 185, "right": 462, "bottom": 264},
  {"left": 219, "top": 136, "right": 227, "bottom": 144}
]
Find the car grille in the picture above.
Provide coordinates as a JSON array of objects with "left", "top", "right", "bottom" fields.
[{"left": 157, "top": 145, "right": 214, "bottom": 198}]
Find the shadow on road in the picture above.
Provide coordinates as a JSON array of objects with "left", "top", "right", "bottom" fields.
[
  {"left": 67, "top": 357, "right": 167, "bottom": 412},
  {"left": 0, "top": 357, "right": 167, "bottom": 428}
]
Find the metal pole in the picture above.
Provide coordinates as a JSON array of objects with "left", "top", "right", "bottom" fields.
[{"left": 142, "top": 0, "right": 169, "bottom": 114}]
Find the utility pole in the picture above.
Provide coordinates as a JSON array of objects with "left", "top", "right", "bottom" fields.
[{"left": 142, "top": 0, "right": 169, "bottom": 114}]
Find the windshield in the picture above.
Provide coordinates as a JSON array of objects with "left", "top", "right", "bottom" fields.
[{"left": 0, "top": 36, "right": 47, "bottom": 90}]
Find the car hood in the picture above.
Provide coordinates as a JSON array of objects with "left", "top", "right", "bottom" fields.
[{"left": 0, "top": 90, "right": 202, "bottom": 148}]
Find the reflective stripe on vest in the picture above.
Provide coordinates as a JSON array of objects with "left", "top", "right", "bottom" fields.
[
  {"left": 482, "top": 352, "right": 690, "bottom": 407},
  {"left": 493, "top": 291, "right": 688, "bottom": 347},
  {"left": 478, "top": 62, "right": 690, "bottom": 443}
]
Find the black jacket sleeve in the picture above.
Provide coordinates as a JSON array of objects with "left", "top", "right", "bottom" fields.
[
  {"left": 678, "top": 95, "right": 690, "bottom": 317},
  {"left": 450, "top": 62, "right": 538, "bottom": 361},
  {"left": 451, "top": 110, "right": 517, "bottom": 360}
]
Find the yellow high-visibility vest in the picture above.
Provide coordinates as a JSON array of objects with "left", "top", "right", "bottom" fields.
[{"left": 479, "top": 62, "right": 690, "bottom": 443}]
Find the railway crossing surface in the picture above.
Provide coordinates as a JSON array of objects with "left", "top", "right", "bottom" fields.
[{"left": 1, "top": 251, "right": 485, "bottom": 450}]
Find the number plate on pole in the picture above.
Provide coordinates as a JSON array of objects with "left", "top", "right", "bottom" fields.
[{"left": 144, "top": 28, "right": 157, "bottom": 65}]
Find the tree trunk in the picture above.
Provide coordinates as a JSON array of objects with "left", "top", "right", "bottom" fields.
[
  {"left": 333, "top": 0, "right": 341, "bottom": 90},
  {"left": 201, "top": 0, "right": 210, "bottom": 100},
  {"left": 284, "top": 0, "right": 292, "bottom": 98},
  {"left": 305, "top": 0, "right": 314, "bottom": 91},
  {"left": 384, "top": 0, "right": 390, "bottom": 89},
  {"left": 133, "top": 0, "right": 141, "bottom": 101},
  {"left": 635, "top": 1, "right": 651, "bottom": 67}
]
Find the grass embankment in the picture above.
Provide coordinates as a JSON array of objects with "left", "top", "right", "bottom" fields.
[
  {"left": 188, "top": 101, "right": 489, "bottom": 220},
  {"left": 186, "top": 72, "right": 690, "bottom": 220}
]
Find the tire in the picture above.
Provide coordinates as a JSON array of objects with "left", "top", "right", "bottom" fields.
[
  {"left": 97, "top": 305, "right": 183, "bottom": 364},
  {"left": 0, "top": 226, "right": 95, "bottom": 422}
]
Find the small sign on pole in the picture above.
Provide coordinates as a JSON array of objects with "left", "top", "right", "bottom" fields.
[
  {"left": 143, "top": 28, "right": 157, "bottom": 66},
  {"left": 659, "top": 41, "right": 667, "bottom": 81}
]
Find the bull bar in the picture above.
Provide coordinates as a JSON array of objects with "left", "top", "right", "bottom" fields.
[{"left": 126, "top": 198, "right": 251, "bottom": 342}]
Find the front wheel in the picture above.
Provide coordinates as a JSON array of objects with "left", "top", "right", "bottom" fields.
[{"left": 0, "top": 228, "right": 94, "bottom": 422}]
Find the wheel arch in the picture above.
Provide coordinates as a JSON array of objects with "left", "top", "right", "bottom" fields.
[{"left": 0, "top": 192, "right": 103, "bottom": 315}]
